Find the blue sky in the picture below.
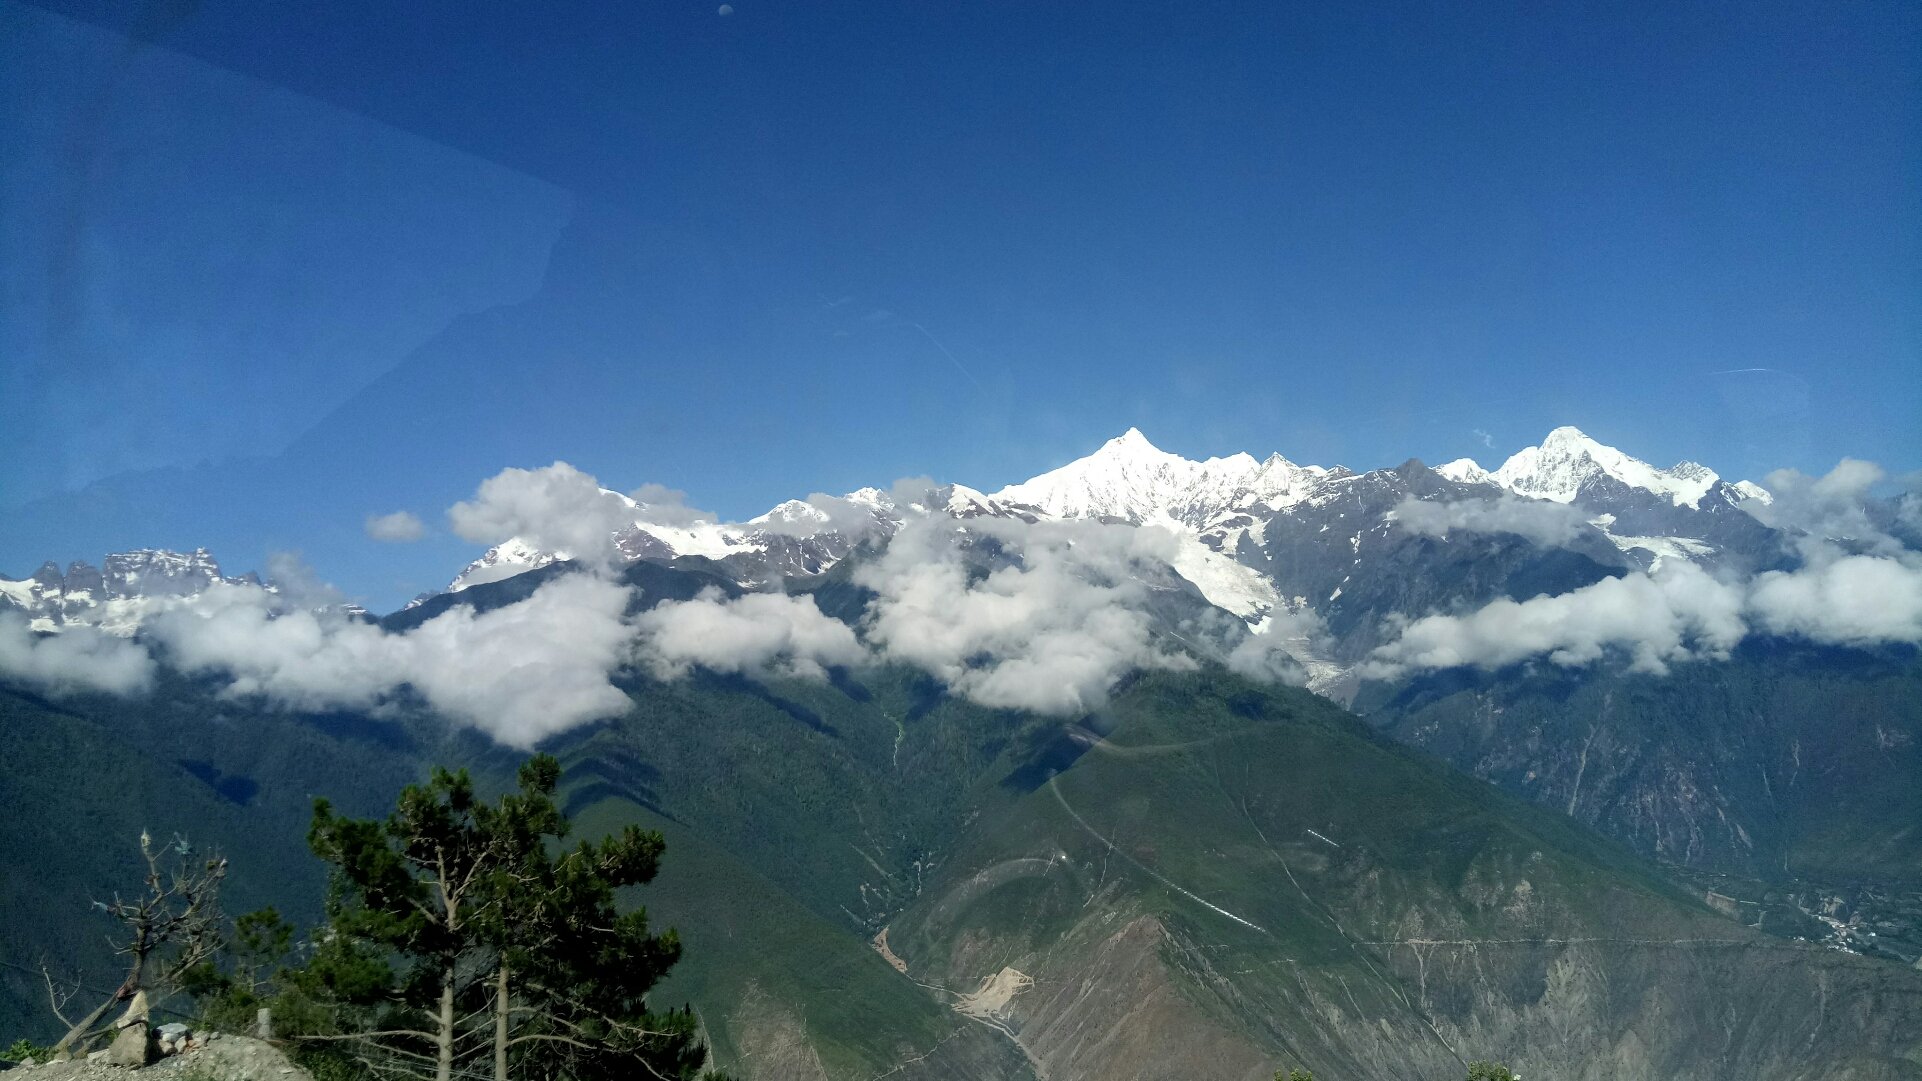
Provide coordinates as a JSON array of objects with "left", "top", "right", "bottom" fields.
[{"left": 3, "top": 0, "right": 1917, "bottom": 610}]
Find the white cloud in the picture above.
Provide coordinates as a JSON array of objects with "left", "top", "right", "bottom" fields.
[
  {"left": 0, "top": 615, "right": 155, "bottom": 696},
  {"left": 389, "top": 574, "right": 639, "bottom": 746},
  {"left": 634, "top": 588, "right": 866, "bottom": 680},
  {"left": 1370, "top": 456, "right": 1922, "bottom": 681},
  {"left": 1222, "top": 606, "right": 1327, "bottom": 686},
  {"left": 150, "top": 584, "right": 404, "bottom": 713},
  {"left": 887, "top": 476, "right": 941, "bottom": 509},
  {"left": 365, "top": 511, "right": 426, "bottom": 543},
  {"left": 447, "top": 462, "right": 638, "bottom": 569},
  {"left": 1364, "top": 563, "right": 1747, "bottom": 679},
  {"left": 754, "top": 493, "right": 884, "bottom": 539},
  {"left": 1748, "top": 555, "right": 1922, "bottom": 646},
  {"left": 1390, "top": 495, "right": 1589, "bottom": 547},
  {"left": 629, "top": 483, "right": 718, "bottom": 528},
  {"left": 148, "top": 574, "right": 637, "bottom": 748},
  {"left": 1367, "top": 554, "right": 1922, "bottom": 679},
  {"left": 854, "top": 517, "right": 1194, "bottom": 715},
  {"left": 264, "top": 551, "right": 347, "bottom": 607},
  {"left": 1745, "top": 459, "right": 1911, "bottom": 560}
]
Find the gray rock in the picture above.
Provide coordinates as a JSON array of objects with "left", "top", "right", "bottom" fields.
[
  {"left": 106, "top": 990, "right": 155, "bottom": 1066},
  {"left": 105, "top": 1024, "right": 153, "bottom": 1067},
  {"left": 157, "top": 1023, "right": 191, "bottom": 1041}
]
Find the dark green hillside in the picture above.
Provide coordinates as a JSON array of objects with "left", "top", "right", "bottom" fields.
[
  {"left": 7, "top": 566, "right": 1922, "bottom": 1079},
  {"left": 566, "top": 799, "right": 1037, "bottom": 1080},
  {"left": 0, "top": 676, "right": 436, "bottom": 1041},
  {"left": 547, "top": 659, "right": 1922, "bottom": 1080}
]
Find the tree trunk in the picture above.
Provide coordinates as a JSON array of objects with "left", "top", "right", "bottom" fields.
[
  {"left": 493, "top": 963, "right": 509, "bottom": 1081},
  {"left": 436, "top": 971, "right": 455, "bottom": 1081},
  {"left": 54, "top": 944, "right": 146, "bottom": 1053},
  {"left": 53, "top": 997, "right": 119, "bottom": 1055}
]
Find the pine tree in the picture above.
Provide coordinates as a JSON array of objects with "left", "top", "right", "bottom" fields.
[{"left": 303, "top": 755, "right": 723, "bottom": 1081}]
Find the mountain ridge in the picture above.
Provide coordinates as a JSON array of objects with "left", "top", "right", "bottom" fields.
[{"left": 0, "top": 424, "right": 1781, "bottom": 638}]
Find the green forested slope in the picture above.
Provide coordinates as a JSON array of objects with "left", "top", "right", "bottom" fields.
[{"left": 6, "top": 588, "right": 1921, "bottom": 1079}]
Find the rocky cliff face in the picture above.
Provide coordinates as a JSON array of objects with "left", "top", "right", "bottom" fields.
[
  {"left": 1362, "top": 642, "right": 1922, "bottom": 969},
  {"left": 875, "top": 678, "right": 1922, "bottom": 1081}
]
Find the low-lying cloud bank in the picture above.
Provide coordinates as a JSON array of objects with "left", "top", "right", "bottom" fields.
[
  {"left": 633, "top": 588, "right": 864, "bottom": 680},
  {"left": 148, "top": 573, "right": 639, "bottom": 748},
  {"left": 2, "top": 462, "right": 1294, "bottom": 743},
  {"left": 36, "top": 453, "right": 1916, "bottom": 745},
  {"left": 855, "top": 516, "right": 1201, "bottom": 715},
  {"left": 1390, "top": 494, "right": 1589, "bottom": 547},
  {"left": 1369, "top": 458, "right": 1922, "bottom": 679},
  {"left": 1745, "top": 459, "right": 1922, "bottom": 560},
  {"left": 1366, "top": 553, "right": 1922, "bottom": 679},
  {"left": 0, "top": 616, "right": 156, "bottom": 696}
]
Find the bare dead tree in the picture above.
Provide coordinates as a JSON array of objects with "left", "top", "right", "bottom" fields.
[{"left": 51, "top": 829, "right": 227, "bottom": 1055}]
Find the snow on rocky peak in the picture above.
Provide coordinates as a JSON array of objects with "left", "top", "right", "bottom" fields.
[
  {"left": 449, "top": 538, "right": 562, "bottom": 593},
  {"left": 1435, "top": 458, "right": 1492, "bottom": 485},
  {"left": 1486, "top": 426, "right": 1721, "bottom": 508},
  {"left": 990, "top": 427, "right": 1323, "bottom": 528},
  {"left": 0, "top": 548, "right": 256, "bottom": 634}
]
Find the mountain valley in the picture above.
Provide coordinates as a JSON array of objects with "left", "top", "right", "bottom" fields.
[{"left": 4, "top": 426, "right": 1920, "bottom": 1079}]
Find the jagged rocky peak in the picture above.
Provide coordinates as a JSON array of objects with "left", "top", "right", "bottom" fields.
[
  {"left": 6, "top": 548, "right": 227, "bottom": 601},
  {"left": 0, "top": 547, "right": 253, "bottom": 634},
  {"left": 103, "top": 547, "right": 226, "bottom": 597},
  {"left": 65, "top": 560, "right": 106, "bottom": 594}
]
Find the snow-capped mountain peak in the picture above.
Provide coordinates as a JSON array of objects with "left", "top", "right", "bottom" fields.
[
  {"left": 450, "top": 538, "right": 563, "bottom": 593},
  {"left": 991, "top": 429, "right": 1324, "bottom": 526},
  {"left": 1487, "top": 426, "right": 1721, "bottom": 508},
  {"left": 992, "top": 428, "right": 1213, "bottom": 523},
  {"left": 1435, "top": 458, "right": 1492, "bottom": 485}
]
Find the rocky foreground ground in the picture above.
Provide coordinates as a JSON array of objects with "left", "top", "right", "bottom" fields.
[{"left": 3, "top": 1036, "right": 311, "bottom": 1081}]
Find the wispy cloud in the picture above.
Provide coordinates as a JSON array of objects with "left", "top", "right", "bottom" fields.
[
  {"left": 1389, "top": 494, "right": 1589, "bottom": 547},
  {"left": 365, "top": 511, "right": 426, "bottom": 543}
]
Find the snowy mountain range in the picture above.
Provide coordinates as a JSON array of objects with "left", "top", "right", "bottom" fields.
[
  {"left": 0, "top": 549, "right": 257, "bottom": 634},
  {"left": 0, "top": 548, "right": 372, "bottom": 633},
  {"left": 0, "top": 425, "right": 1806, "bottom": 681},
  {"left": 434, "top": 424, "right": 1771, "bottom": 607}
]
